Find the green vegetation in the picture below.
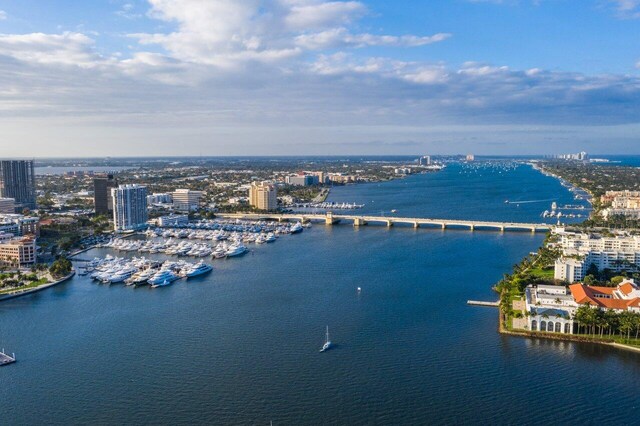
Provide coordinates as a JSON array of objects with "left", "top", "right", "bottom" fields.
[
  {"left": 0, "top": 266, "right": 53, "bottom": 296},
  {"left": 540, "top": 161, "right": 640, "bottom": 229},
  {"left": 573, "top": 305, "right": 640, "bottom": 346},
  {"left": 49, "top": 258, "right": 72, "bottom": 278},
  {"left": 497, "top": 233, "right": 563, "bottom": 326}
]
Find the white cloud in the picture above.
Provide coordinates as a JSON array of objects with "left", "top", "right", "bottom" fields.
[
  {"left": 131, "top": 0, "right": 445, "bottom": 68},
  {"left": 295, "top": 28, "right": 451, "bottom": 49},
  {"left": 283, "top": 1, "right": 367, "bottom": 30},
  {"left": 0, "top": 0, "right": 639, "bottom": 156},
  {"left": 0, "top": 10, "right": 7, "bottom": 20},
  {"left": 0, "top": 32, "right": 106, "bottom": 68},
  {"left": 609, "top": 0, "right": 640, "bottom": 18}
]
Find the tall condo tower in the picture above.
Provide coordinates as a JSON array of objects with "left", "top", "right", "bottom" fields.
[
  {"left": 0, "top": 160, "right": 36, "bottom": 211},
  {"left": 111, "top": 184, "right": 148, "bottom": 232}
]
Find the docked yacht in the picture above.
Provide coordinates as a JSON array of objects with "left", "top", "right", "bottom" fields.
[
  {"left": 148, "top": 269, "right": 179, "bottom": 287},
  {"left": 225, "top": 244, "right": 248, "bottom": 258},
  {"left": 290, "top": 222, "right": 304, "bottom": 234},
  {"left": 126, "top": 268, "right": 156, "bottom": 286},
  {"left": 185, "top": 262, "right": 213, "bottom": 278},
  {"left": 107, "top": 267, "right": 137, "bottom": 284}
]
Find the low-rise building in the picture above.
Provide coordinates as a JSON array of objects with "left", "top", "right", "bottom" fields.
[
  {"left": 157, "top": 214, "right": 189, "bottom": 227},
  {"left": 0, "top": 236, "right": 36, "bottom": 267},
  {"left": 285, "top": 174, "right": 320, "bottom": 186},
  {"left": 0, "top": 214, "right": 40, "bottom": 237},
  {"left": 521, "top": 279, "right": 640, "bottom": 334}
]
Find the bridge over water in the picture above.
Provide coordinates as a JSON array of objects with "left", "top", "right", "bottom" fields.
[{"left": 216, "top": 212, "right": 552, "bottom": 233}]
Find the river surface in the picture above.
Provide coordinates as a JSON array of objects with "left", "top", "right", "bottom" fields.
[{"left": 1, "top": 162, "right": 638, "bottom": 425}]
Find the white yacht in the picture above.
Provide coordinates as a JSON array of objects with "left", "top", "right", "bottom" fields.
[
  {"left": 185, "top": 262, "right": 213, "bottom": 278},
  {"left": 107, "top": 267, "right": 137, "bottom": 284},
  {"left": 290, "top": 222, "right": 303, "bottom": 234},
  {"left": 225, "top": 244, "right": 248, "bottom": 258},
  {"left": 148, "top": 270, "right": 179, "bottom": 287},
  {"left": 320, "top": 326, "right": 332, "bottom": 353}
]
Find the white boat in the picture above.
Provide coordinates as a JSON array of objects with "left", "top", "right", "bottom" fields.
[
  {"left": 290, "top": 222, "right": 303, "bottom": 234},
  {"left": 185, "top": 262, "right": 213, "bottom": 278},
  {"left": 319, "top": 326, "right": 332, "bottom": 353},
  {"left": 107, "top": 267, "right": 137, "bottom": 284},
  {"left": 225, "top": 244, "right": 248, "bottom": 258},
  {"left": 148, "top": 270, "right": 179, "bottom": 287}
]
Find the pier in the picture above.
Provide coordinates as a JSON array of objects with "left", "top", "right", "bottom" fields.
[
  {"left": 0, "top": 350, "right": 16, "bottom": 366},
  {"left": 467, "top": 300, "right": 500, "bottom": 307},
  {"left": 216, "top": 212, "right": 552, "bottom": 233}
]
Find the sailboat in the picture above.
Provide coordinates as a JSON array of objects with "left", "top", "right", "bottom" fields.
[{"left": 319, "top": 326, "right": 332, "bottom": 353}]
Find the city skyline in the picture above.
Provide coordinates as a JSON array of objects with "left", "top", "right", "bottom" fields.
[{"left": 1, "top": 0, "right": 640, "bottom": 156}]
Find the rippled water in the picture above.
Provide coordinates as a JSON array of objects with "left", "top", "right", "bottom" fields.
[{"left": 1, "top": 163, "right": 638, "bottom": 425}]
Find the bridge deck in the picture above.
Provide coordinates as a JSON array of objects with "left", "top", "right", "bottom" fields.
[{"left": 216, "top": 213, "right": 551, "bottom": 232}]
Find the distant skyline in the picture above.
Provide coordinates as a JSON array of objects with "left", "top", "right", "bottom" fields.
[{"left": 1, "top": 0, "right": 640, "bottom": 156}]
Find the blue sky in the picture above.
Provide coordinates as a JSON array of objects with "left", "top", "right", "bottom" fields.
[{"left": 0, "top": 0, "right": 639, "bottom": 156}]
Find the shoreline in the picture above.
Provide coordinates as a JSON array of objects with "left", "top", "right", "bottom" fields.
[
  {"left": 498, "top": 316, "right": 640, "bottom": 355},
  {"left": 0, "top": 271, "right": 75, "bottom": 302}
]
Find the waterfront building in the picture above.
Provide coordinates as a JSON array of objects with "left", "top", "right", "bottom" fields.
[
  {"left": 394, "top": 167, "right": 412, "bottom": 175},
  {"left": 556, "top": 151, "right": 589, "bottom": 161},
  {"left": 523, "top": 284, "right": 575, "bottom": 333},
  {"left": 158, "top": 214, "right": 189, "bottom": 227},
  {"left": 569, "top": 280, "right": 640, "bottom": 313},
  {"left": 553, "top": 231, "right": 640, "bottom": 281},
  {"left": 249, "top": 181, "right": 277, "bottom": 211},
  {"left": 93, "top": 174, "right": 118, "bottom": 215},
  {"left": 286, "top": 174, "right": 320, "bottom": 186},
  {"left": 327, "top": 173, "right": 356, "bottom": 184},
  {"left": 0, "top": 198, "right": 15, "bottom": 214},
  {"left": 599, "top": 190, "right": 640, "bottom": 219},
  {"left": 465, "top": 154, "right": 475, "bottom": 162},
  {"left": 172, "top": 189, "right": 204, "bottom": 212},
  {"left": 111, "top": 185, "right": 148, "bottom": 232},
  {"left": 419, "top": 156, "right": 431, "bottom": 166},
  {"left": 0, "top": 160, "right": 36, "bottom": 211},
  {"left": 0, "top": 236, "right": 36, "bottom": 267}
]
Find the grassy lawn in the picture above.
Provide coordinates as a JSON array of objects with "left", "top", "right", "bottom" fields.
[
  {"left": 529, "top": 267, "right": 555, "bottom": 279},
  {"left": 0, "top": 278, "right": 50, "bottom": 296}
]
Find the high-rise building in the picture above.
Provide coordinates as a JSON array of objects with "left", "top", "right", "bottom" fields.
[
  {"left": 111, "top": 184, "right": 148, "bottom": 232},
  {"left": 0, "top": 198, "right": 15, "bottom": 214},
  {"left": 249, "top": 181, "right": 277, "bottom": 211},
  {"left": 93, "top": 174, "right": 118, "bottom": 215},
  {"left": 172, "top": 189, "right": 204, "bottom": 212},
  {"left": 0, "top": 160, "right": 36, "bottom": 211},
  {"left": 419, "top": 156, "right": 431, "bottom": 166}
]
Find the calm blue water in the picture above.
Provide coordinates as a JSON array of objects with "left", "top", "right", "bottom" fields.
[{"left": 1, "top": 162, "right": 638, "bottom": 425}]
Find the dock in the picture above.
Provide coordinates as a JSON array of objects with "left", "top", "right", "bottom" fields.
[
  {"left": 467, "top": 300, "right": 500, "bottom": 307},
  {"left": 0, "top": 350, "right": 16, "bottom": 366}
]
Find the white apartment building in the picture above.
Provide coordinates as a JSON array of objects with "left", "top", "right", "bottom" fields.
[
  {"left": 554, "top": 232, "right": 640, "bottom": 282},
  {"left": 112, "top": 184, "right": 148, "bottom": 232},
  {"left": 158, "top": 214, "right": 189, "bottom": 227}
]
